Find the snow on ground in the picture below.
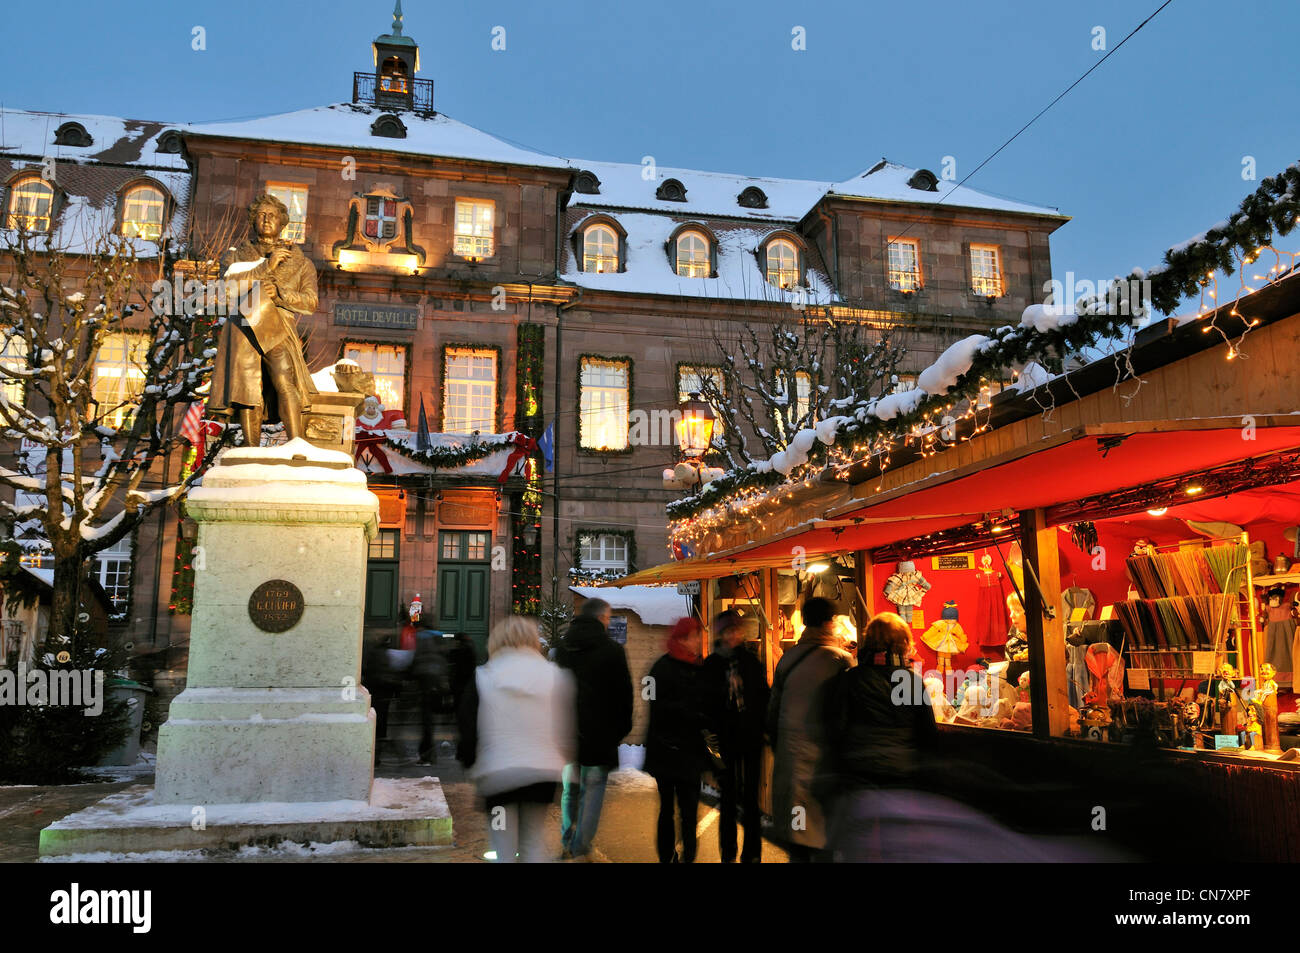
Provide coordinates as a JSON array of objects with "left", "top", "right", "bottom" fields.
[{"left": 569, "top": 585, "right": 693, "bottom": 626}]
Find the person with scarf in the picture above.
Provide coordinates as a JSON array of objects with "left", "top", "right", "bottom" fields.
[
  {"left": 702, "top": 609, "right": 769, "bottom": 862},
  {"left": 643, "top": 617, "right": 708, "bottom": 863}
]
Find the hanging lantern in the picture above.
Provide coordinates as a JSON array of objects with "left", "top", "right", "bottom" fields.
[{"left": 676, "top": 392, "right": 716, "bottom": 458}]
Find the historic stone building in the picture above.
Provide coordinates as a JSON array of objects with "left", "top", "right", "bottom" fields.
[{"left": 0, "top": 8, "right": 1067, "bottom": 693}]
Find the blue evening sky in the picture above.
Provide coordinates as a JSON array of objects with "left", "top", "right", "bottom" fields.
[{"left": 6, "top": 0, "right": 1298, "bottom": 311}]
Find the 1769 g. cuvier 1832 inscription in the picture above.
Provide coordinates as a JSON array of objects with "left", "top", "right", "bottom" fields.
[{"left": 248, "top": 579, "right": 305, "bottom": 633}]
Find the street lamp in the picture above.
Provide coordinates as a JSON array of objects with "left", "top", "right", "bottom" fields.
[{"left": 676, "top": 392, "right": 716, "bottom": 458}]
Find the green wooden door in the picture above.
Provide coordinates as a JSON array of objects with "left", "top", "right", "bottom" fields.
[
  {"left": 364, "top": 528, "right": 400, "bottom": 626},
  {"left": 437, "top": 531, "right": 491, "bottom": 660}
]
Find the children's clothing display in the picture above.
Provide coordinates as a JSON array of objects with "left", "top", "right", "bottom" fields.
[
  {"left": 973, "top": 558, "right": 1009, "bottom": 655},
  {"left": 883, "top": 560, "right": 931, "bottom": 623},
  {"left": 921, "top": 601, "right": 967, "bottom": 677},
  {"left": 1062, "top": 586, "right": 1096, "bottom": 708},
  {"left": 1261, "top": 585, "right": 1296, "bottom": 677}
]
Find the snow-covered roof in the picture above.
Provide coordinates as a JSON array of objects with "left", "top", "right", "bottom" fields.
[
  {"left": 569, "top": 585, "right": 692, "bottom": 627},
  {"left": 567, "top": 159, "right": 828, "bottom": 222},
  {"left": 0, "top": 108, "right": 187, "bottom": 170},
  {"left": 560, "top": 211, "right": 837, "bottom": 304},
  {"left": 829, "top": 161, "right": 1064, "bottom": 218},
  {"left": 182, "top": 103, "right": 571, "bottom": 171}
]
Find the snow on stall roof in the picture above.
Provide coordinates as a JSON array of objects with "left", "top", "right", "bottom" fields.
[
  {"left": 567, "top": 158, "right": 830, "bottom": 221},
  {"left": 183, "top": 103, "right": 571, "bottom": 170},
  {"left": 560, "top": 212, "right": 837, "bottom": 304},
  {"left": 569, "top": 584, "right": 693, "bottom": 627},
  {"left": 21, "top": 566, "right": 53, "bottom": 588},
  {"left": 829, "top": 161, "right": 1064, "bottom": 218}
]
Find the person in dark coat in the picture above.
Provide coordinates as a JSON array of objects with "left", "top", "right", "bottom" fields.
[
  {"left": 702, "top": 609, "right": 770, "bottom": 863},
  {"left": 644, "top": 617, "right": 707, "bottom": 863},
  {"left": 412, "top": 628, "right": 450, "bottom": 764},
  {"left": 361, "top": 629, "right": 402, "bottom": 766},
  {"left": 821, "top": 611, "right": 940, "bottom": 861},
  {"left": 553, "top": 598, "right": 633, "bottom": 861}
]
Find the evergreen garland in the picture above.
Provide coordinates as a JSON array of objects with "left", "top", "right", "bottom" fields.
[
  {"left": 383, "top": 433, "right": 513, "bottom": 468},
  {"left": 667, "top": 161, "right": 1300, "bottom": 521}
]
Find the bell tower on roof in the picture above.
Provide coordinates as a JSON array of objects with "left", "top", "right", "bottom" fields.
[{"left": 353, "top": 1, "right": 434, "bottom": 115}]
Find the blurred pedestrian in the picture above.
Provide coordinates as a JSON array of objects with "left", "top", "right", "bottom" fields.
[
  {"left": 644, "top": 617, "right": 707, "bottom": 863},
  {"left": 413, "top": 628, "right": 450, "bottom": 763},
  {"left": 450, "top": 631, "right": 477, "bottom": 708},
  {"left": 702, "top": 609, "right": 769, "bottom": 863},
  {"left": 766, "top": 596, "right": 854, "bottom": 862},
  {"left": 361, "top": 629, "right": 402, "bottom": 765},
  {"left": 554, "top": 598, "right": 633, "bottom": 861},
  {"left": 457, "top": 616, "right": 575, "bottom": 863},
  {"left": 821, "top": 611, "right": 938, "bottom": 861}
]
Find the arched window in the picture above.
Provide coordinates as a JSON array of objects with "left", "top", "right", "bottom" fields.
[
  {"left": 6, "top": 176, "right": 55, "bottom": 232},
  {"left": 583, "top": 224, "right": 619, "bottom": 273},
  {"left": 765, "top": 238, "right": 799, "bottom": 289},
  {"left": 675, "top": 230, "right": 709, "bottom": 278},
  {"left": 380, "top": 56, "right": 409, "bottom": 94},
  {"left": 121, "top": 184, "right": 166, "bottom": 240}
]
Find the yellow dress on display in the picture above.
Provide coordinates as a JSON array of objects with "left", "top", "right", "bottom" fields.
[{"left": 921, "top": 619, "right": 968, "bottom": 676}]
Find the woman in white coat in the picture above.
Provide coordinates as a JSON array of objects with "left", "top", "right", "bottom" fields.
[{"left": 457, "top": 616, "right": 576, "bottom": 862}]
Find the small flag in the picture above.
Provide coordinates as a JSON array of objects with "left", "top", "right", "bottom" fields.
[
  {"left": 180, "top": 401, "right": 205, "bottom": 446},
  {"left": 416, "top": 395, "right": 431, "bottom": 453},
  {"left": 538, "top": 417, "right": 555, "bottom": 472}
]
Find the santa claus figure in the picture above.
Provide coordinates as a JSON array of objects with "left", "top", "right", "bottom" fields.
[{"left": 356, "top": 394, "right": 408, "bottom": 433}]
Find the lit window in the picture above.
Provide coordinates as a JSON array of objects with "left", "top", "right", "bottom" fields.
[
  {"left": 369, "top": 528, "right": 399, "bottom": 559},
  {"left": 364, "top": 195, "right": 399, "bottom": 242},
  {"left": 774, "top": 370, "right": 812, "bottom": 440},
  {"left": 267, "top": 184, "right": 308, "bottom": 243},
  {"left": 766, "top": 238, "right": 799, "bottom": 289},
  {"left": 454, "top": 199, "right": 495, "bottom": 259},
  {"left": 121, "top": 185, "right": 166, "bottom": 241},
  {"left": 6, "top": 176, "right": 54, "bottom": 232},
  {"left": 579, "top": 357, "right": 629, "bottom": 450},
  {"left": 887, "top": 238, "right": 922, "bottom": 292},
  {"left": 971, "top": 244, "right": 1003, "bottom": 297},
  {"left": 93, "top": 333, "right": 148, "bottom": 429},
  {"left": 466, "top": 532, "right": 488, "bottom": 560},
  {"left": 583, "top": 224, "right": 618, "bottom": 273},
  {"left": 675, "top": 231, "right": 710, "bottom": 278},
  {"left": 0, "top": 334, "right": 28, "bottom": 406},
  {"left": 97, "top": 536, "right": 133, "bottom": 611},
  {"left": 579, "top": 533, "right": 629, "bottom": 573},
  {"left": 677, "top": 364, "right": 725, "bottom": 440},
  {"left": 443, "top": 347, "right": 497, "bottom": 434},
  {"left": 344, "top": 342, "right": 406, "bottom": 414},
  {"left": 380, "top": 56, "right": 409, "bottom": 94}
]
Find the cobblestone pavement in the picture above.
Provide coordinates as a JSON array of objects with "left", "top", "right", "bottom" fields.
[{"left": 2, "top": 729, "right": 789, "bottom": 864}]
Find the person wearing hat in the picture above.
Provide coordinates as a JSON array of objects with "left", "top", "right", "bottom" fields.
[
  {"left": 644, "top": 617, "right": 708, "bottom": 862},
  {"left": 702, "top": 609, "right": 770, "bottom": 863}
]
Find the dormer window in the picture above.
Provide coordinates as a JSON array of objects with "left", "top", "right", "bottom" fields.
[
  {"left": 574, "top": 171, "right": 602, "bottom": 195},
  {"left": 53, "top": 122, "right": 93, "bottom": 148},
  {"left": 907, "top": 169, "right": 940, "bottom": 192},
  {"left": 737, "top": 186, "right": 768, "bottom": 209},
  {"left": 656, "top": 178, "right": 687, "bottom": 202},
  {"left": 5, "top": 176, "right": 55, "bottom": 232},
  {"left": 583, "top": 224, "right": 619, "bottom": 273},
  {"left": 675, "top": 230, "right": 710, "bottom": 278},
  {"left": 121, "top": 184, "right": 166, "bottom": 240},
  {"left": 156, "top": 130, "right": 183, "bottom": 155},
  {"left": 763, "top": 237, "right": 800, "bottom": 289},
  {"left": 371, "top": 114, "right": 407, "bottom": 139}
]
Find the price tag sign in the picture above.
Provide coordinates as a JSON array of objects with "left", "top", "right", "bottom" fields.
[
  {"left": 676, "top": 581, "right": 700, "bottom": 596},
  {"left": 1192, "top": 651, "right": 1217, "bottom": 675},
  {"left": 912, "top": 609, "right": 925, "bottom": 630},
  {"left": 1128, "top": 669, "right": 1150, "bottom": 690},
  {"left": 1213, "top": 735, "right": 1240, "bottom": 750}
]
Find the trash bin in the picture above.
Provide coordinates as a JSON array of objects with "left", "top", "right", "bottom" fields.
[{"left": 97, "top": 677, "right": 153, "bottom": 766}]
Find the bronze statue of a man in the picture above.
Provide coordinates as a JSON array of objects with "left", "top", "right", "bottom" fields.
[{"left": 208, "top": 194, "right": 317, "bottom": 442}]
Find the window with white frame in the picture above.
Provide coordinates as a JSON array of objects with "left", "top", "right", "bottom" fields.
[
  {"left": 443, "top": 347, "right": 497, "bottom": 434},
  {"left": 121, "top": 184, "right": 166, "bottom": 241},
  {"left": 887, "top": 237, "right": 922, "bottom": 292},
  {"left": 970, "top": 244, "right": 1004, "bottom": 297},
  {"left": 583, "top": 224, "right": 618, "bottom": 273},
  {"left": 892, "top": 373, "right": 918, "bottom": 393},
  {"left": 267, "top": 184, "right": 308, "bottom": 243},
  {"left": 675, "top": 231, "right": 710, "bottom": 278},
  {"left": 677, "top": 364, "right": 725, "bottom": 440},
  {"left": 343, "top": 342, "right": 407, "bottom": 414},
  {"left": 578, "top": 532, "right": 629, "bottom": 574},
  {"left": 775, "top": 369, "right": 813, "bottom": 440},
  {"left": 6, "top": 176, "right": 54, "bottom": 232},
  {"left": 93, "top": 333, "right": 148, "bottom": 429},
  {"left": 454, "top": 199, "right": 495, "bottom": 258},
  {"left": 0, "top": 334, "right": 28, "bottom": 406},
  {"left": 765, "top": 238, "right": 799, "bottom": 289},
  {"left": 579, "top": 357, "right": 629, "bottom": 450},
  {"left": 97, "top": 536, "right": 132, "bottom": 611}
]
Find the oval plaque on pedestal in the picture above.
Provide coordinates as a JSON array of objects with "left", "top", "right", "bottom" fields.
[{"left": 248, "top": 579, "right": 305, "bottom": 633}]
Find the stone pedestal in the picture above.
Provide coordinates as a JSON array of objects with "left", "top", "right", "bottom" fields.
[{"left": 154, "top": 438, "right": 380, "bottom": 806}]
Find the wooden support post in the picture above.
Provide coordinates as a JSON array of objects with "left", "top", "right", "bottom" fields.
[
  {"left": 854, "top": 550, "right": 873, "bottom": 636},
  {"left": 763, "top": 568, "right": 780, "bottom": 686},
  {"left": 1019, "top": 509, "right": 1071, "bottom": 739}
]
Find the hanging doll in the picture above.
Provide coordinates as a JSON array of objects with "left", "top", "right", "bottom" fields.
[
  {"left": 973, "top": 553, "right": 1009, "bottom": 659},
  {"left": 883, "top": 559, "right": 931, "bottom": 624},
  {"left": 921, "top": 601, "right": 967, "bottom": 678}
]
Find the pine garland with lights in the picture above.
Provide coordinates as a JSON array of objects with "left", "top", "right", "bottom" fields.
[
  {"left": 667, "top": 161, "right": 1300, "bottom": 526},
  {"left": 168, "top": 517, "right": 197, "bottom": 615},
  {"left": 383, "top": 434, "right": 513, "bottom": 468}
]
